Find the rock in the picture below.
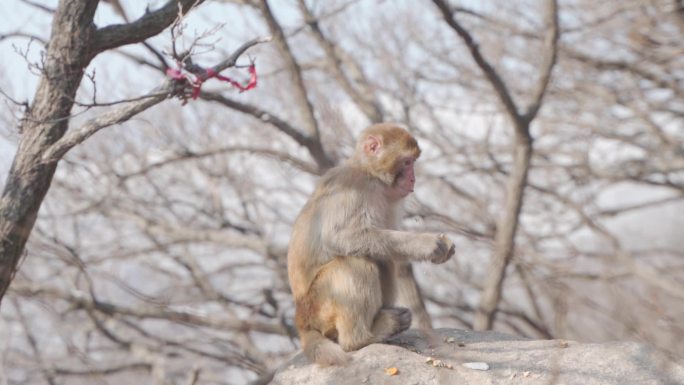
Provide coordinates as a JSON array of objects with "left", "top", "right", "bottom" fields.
[
  {"left": 270, "top": 328, "right": 684, "bottom": 385},
  {"left": 462, "top": 362, "right": 489, "bottom": 370}
]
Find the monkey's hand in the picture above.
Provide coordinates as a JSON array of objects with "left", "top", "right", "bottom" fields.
[{"left": 428, "top": 234, "right": 455, "bottom": 264}]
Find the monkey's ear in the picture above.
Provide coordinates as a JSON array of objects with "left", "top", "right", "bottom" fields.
[{"left": 363, "top": 135, "right": 382, "bottom": 156}]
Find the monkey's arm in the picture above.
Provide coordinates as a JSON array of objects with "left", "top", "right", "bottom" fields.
[
  {"left": 367, "top": 229, "right": 453, "bottom": 263},
  {"left": 313, "top": 176, "right": 454, "bottom": 264},
  {"left": 320, "top": 211, "right": 452, "bottom": 263}
]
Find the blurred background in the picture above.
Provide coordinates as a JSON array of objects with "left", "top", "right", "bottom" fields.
[{"left": 0, "top": 0, "right": 682, "bottom": 384}]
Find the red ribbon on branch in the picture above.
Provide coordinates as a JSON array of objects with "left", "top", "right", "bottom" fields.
[{"left": 166, "top": 62, "right": 258, "bottom": 101}]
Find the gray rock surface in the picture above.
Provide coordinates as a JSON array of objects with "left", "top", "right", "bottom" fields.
[{"left": 270, "top": 329, "right": 684, "bottom": 385}]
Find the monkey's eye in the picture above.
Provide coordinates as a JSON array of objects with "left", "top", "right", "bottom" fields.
[{"left": 403, "top": 159, "right": 413, "bottom": 167}]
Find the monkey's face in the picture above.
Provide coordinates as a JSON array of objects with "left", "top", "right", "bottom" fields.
[
  {"left": 387, "top": 156, "right": 417, "bottom": 200},
  {"left": 356, "top": 124, "right": 421, "bottom": 196}
]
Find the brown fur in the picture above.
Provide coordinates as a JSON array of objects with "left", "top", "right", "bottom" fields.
[{"left": 287, "top": 123, "right": 454, "bottom": 366}]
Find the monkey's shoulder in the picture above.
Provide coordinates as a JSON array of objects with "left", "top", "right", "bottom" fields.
[{"left": 316, "top": 165, "right": 382, "bottom": 196}]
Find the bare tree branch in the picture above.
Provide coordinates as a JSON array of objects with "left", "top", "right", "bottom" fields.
[
  {"left": 202, "top": 91, "right": 332, "bottom": 171},
  {"left": 0, "top": 0, "right": 256, "bottom": 305},
  {"left": 0, "top": 32, "right": 48, "bottom": 44},
  {"left": 11, "top": 283, "right": 289, "bottom": 335},
  {"left": 41, "top": 87, "right": 171, "bottom": 163},
  {"left": 433, "top": 0, "right": 560, "bottom": 331},
  {"left": 256, "top": 0, "right": 334, "bottom": 170},
  {"left": 564, "top": 48, "right": 684, "bottom": 98},
  {"left": 53, "top": 363, "right": 152, "bottom": 376},
  {"left": 0, "top": 0, "right": 100, "bottom": 305},
  {"left": 432, "top": 0, "right": 521, "bottom": 130},
  {"left": 297, "top": 0, "right": 383, "bottom": 124},
  {"left": 212, "top": 35, "right": 273, "bottom": 73},
  {"left": 12, "top": 298, "right": 58, "bottom": 385},
  {"left": 120, "top": 145, "right": 320, "bottom": 179},
  {"left": 40, "top": 34, "right": 271, "bottom": 164},
  {"left": 523, "top": 0, "right": 559, "bottom": 122},
  {"left": 20, "top": 0, "right": 55, "bottom": 14},
  {"left": 93, "top": 0, "right": 206, "bottom": 55}
]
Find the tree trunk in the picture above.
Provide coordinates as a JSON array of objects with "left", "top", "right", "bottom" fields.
[
  {"left": 0, "top": 0, "right": 98, "bottom": 304},
  {"left": 473, "top": 131, "right": 533, "bottom": 330}
]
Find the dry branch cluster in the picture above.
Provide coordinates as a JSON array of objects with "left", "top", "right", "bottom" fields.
[{"left": 0, "top": 0, "right": 682, "bottom": 384}]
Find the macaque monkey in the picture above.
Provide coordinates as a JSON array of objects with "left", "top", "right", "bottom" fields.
[{"left": 287, "top": 123, "right": 455, "bottom": 366}]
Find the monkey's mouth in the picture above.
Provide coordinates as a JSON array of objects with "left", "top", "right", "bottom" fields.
[{"left": 397, "top": 186, "right": 414, "bottom": 195}]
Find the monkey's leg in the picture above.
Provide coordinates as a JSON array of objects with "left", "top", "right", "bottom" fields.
[
  {"left": 335, "top": 311, "right": 375, "bottom": 352},
  {"left": 395, "top": 262, "right": 433, "bottom": 330},
  {"left": 336, "top": 306, "right": 412, "bottom": 351},
  {"left": 379, "top": 261, "right": 429, "bottom": 330},
  {"left": 316, "top": 257, "right": 382, "bottom": 352},
  {"left": 326, "top": 261, "right": 410, "bottom": 352},
  {"left": 373, "top": 307, "right": 412, "bottom": 337}
]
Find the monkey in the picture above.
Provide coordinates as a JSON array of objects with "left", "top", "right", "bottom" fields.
[{"left": 287, "top": 123, "right": 455, "bottom": 366}]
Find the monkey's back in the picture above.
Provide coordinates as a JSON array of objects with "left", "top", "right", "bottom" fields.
[{"left": 287, "top": 164, "right": 389, "bottom": 301}]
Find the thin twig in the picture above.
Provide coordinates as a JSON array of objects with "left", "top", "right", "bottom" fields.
[
  {"left": 41, "top": 85, "right": 172, "bottom": 164},
  {"left": 523, "top": 0, "right": 559, "bottom": 123},
  {"left": 431, "top": 0, "right": 521, "bottom": 127},
  {"left": 212, "top": 36, "right": 272, "bottom": 73}
]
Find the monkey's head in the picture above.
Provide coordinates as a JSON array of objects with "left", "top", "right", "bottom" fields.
[{"left": 354, "top": 123, "right": 422, "bottom": 200}]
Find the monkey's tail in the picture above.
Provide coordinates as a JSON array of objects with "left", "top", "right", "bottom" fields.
[{"left": 300, "top": 330, "right": 349, "bottom": 366}]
